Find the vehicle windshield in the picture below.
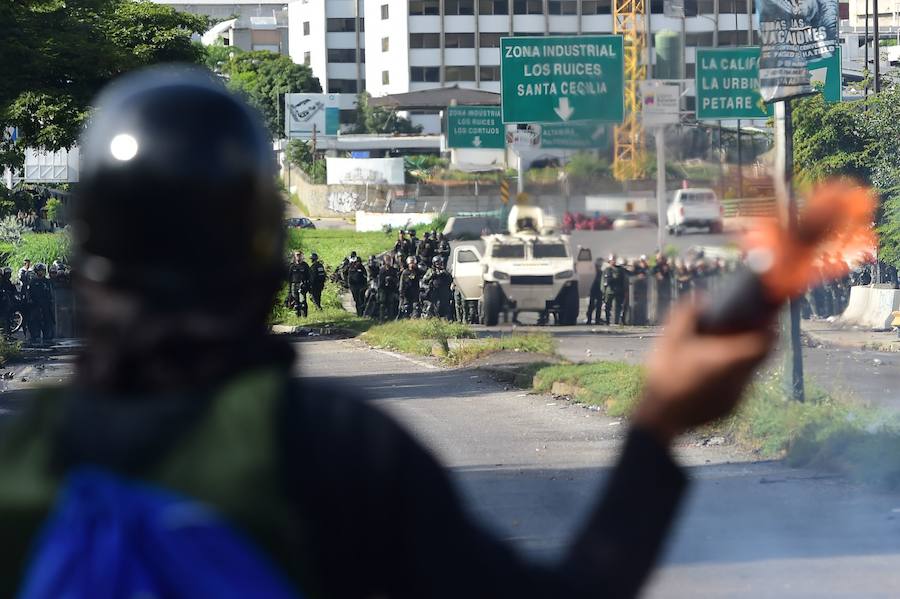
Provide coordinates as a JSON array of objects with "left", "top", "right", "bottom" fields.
[
  {"left": 680, "top": 191, "right": 716, "bottom": 203},
  {"left": 532, "top": 242, "right": 568, "bottom": 258},
  {"left": 492, "top": 244, "right": 526, "bottom": 259}
]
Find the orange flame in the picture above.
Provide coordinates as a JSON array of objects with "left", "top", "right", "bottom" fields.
[{"left": 742, "top": 179, "right": 878, "bottom": 302}]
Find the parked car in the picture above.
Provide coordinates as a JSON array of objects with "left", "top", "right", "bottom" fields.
[
  {"left": 612, "top": 212, "right": 655, "bottom": 230},
  {"left": 285, "top": 217, "right": 316, "bottom": 229},
  {"left": 666, "top": 188, "right": 723, "bottom": 235}
]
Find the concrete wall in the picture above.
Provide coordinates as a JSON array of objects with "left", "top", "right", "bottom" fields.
[{"left": 841, "top": 286, "right": 900, "bottom": 330}]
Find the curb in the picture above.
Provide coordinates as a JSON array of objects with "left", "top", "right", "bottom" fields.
[
  {"left": 803, "top": 329, "right": 900, "bottom": 353},
  {"left": 270, "top": 324, "right": 358, "bottom": 338}
]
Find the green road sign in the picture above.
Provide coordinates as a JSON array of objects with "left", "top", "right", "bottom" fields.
[
  {"left": 447, "top": 105, "right": 505, "bottom": 149},
  {"left": 696, "top": 47, "right": 768, "bottom": 120},
  {"left": 540, "top": 122, "right": 610, "bottom": 149},
  {"left": 500, "top": 35, "right": 624, "bottom": 124},
  {"left": 697, "top": 46, "right": 841, "bottom": 120},
  {"left": 807, "top": 47, "right": 841, "bottom": 103}
]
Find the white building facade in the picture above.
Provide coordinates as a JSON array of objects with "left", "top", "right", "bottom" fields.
[
  {"left": 152, "top": 1, "right": 291, "bottom": 54},
  {"left": 288, "top": 0, "right": 366, "bottom": 94},
  {"left": 361, "top": 0, "right": 756, "bottom": 98}
]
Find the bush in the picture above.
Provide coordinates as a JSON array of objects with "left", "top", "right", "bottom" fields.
[
  {"left": 5, "top": 232, "right": 70, "bottom": 272},
  {"left": 532, "top": 361, "right": 645, "bottom": 417}
]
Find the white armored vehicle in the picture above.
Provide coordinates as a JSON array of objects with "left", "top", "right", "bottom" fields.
[{"left": 450, "top": 205, "right": 585, "bottom": 326}]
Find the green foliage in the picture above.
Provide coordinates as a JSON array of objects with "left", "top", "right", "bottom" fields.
[
  {"left": 216, "top": 50, "right": 321, "bottom": 139},
  {"left": 44, "top": 197, "right": 64, "bottom": 223},
  {"left": 285, "top": 139, "right": 326, "bottom": 183},
  {"left": 532, "top": 361, "right": 645, "bottom": 417},
  {"left": 362, "top": 319, "right": 475, "bottom": 356},
  {"left": 0, "top": 0, "right": 208, "bottom": 170},
  {"left": 350, "top": 93, "right": 422, "bottom": 135},
  {"left": 879, "top": 187, "right": 900, "bottom": 267},
  {"left": 446, "top": 333, "right": 555, "bottom": 365},
  {"left": 4, "top": 232, "right": 70, "bottom": 270},
  {"left": 405, "top": 154, "right": 448, "bottom": 182},
  {"left": 0, "top": 217, "right": 26, "bottom": 247},
  {"left": 564, "top": 152, "right": 611, "bottom": 182}
]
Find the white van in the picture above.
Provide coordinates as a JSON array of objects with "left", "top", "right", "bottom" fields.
[{"left": 666, "top": 188, "right": 723, "bottom": 235}]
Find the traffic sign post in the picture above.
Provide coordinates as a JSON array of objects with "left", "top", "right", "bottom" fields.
[
  {"left": 697, "top": 46, "right": 841, "bottom": 120},
  {"left": 539, "top": 122, "right": 610, "bottom": 150},
  {"left": 696, "top": 48, "right": 768, "bottom": 120},
  {"left": 500, "top": 35, "right": 624, "bottom": 124},
  {"left": 447, "top": 106, "right": 505, "bottom": 149}
]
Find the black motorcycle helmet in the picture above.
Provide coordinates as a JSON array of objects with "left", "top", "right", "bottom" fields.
[{"left": 73, "top": 66, "right": 283, "bottom": 310}]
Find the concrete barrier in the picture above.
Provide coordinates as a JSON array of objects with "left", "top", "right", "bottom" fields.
[
  {"left": 840, "top": 286, "right": 900, "bottom": 330},
  {"left": 355, "top": 211, "right": 438, "bottom": 232}
]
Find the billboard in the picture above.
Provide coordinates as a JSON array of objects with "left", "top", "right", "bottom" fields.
[
  {"left": 758, "top": 0, "right": 839, "bottom": 102},
  {"left": 284, "top": 93, "right": 341, "bottom": 139}
]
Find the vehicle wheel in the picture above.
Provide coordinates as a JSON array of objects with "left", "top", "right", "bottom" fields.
[
  {"left": 674, "top": 226, "right": 683, "bottom": 236},
  {"left": 558, "top": 285, "right": 579, "bottom": 326},
  {"left": 483, "top": 283, "right": 502, "bottom": 326},
  {"left": 710, "top": 221, "right": 724, "bottom": 234}
]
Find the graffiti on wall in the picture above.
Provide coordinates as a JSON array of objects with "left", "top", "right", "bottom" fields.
[{"left": 327, "top": 190, "right": 362, "bottom": 213}]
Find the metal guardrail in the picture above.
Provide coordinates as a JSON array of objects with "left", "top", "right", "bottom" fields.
[{"left": 721, "top": 196, "right": 776, "bottom": 218}]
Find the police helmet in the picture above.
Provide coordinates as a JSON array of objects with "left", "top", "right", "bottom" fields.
[
  {"left": 406, "top": 256, "right": 416, "bottom": 265},
  {"left": 74, "top": 66, "right": 283, "bottom": 307},
  {"left": 2, "top": 267, "right": 11, "bottom": 276},
  {"left": 310, "top": 253, "right": 318, "bottom": 261},
  {"left": 408, "top": 229, "right": 416, "bottom": 236},
  {"left": 432, "top": 256, "right": 444, "bottom": 268},
  {"left": 34, "top": 263, "right": 47, "bottom": 272}
]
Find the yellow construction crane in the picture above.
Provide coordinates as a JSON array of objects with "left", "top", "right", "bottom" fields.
[{"left": 612, "top": 0, "right": 647, "bottom": 181}]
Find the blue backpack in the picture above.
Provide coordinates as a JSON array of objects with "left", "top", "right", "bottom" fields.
[{"left": 18, "top": 467, "right": 300, "bottom": 599}]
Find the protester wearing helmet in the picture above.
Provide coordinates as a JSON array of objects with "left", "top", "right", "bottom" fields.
[{"left": 24, "top": 262, "right": 54, "bottom": 344}]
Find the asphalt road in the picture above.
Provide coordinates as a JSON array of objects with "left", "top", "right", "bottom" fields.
[
  {"left": 479, "top": 322, "right": 900, "bottom": 412},
  {"left": 297, "top": 337, "right": 900, "bottom": 597}
]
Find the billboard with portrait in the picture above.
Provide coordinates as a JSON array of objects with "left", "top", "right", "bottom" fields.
[{"left": 758, "top": 0, "right": 839, "bottom": 102}]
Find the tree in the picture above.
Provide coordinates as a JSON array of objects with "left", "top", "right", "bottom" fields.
[
  {"left": 216, "top": 51, "right": 321, "bottom": 139},
  {"left": 0, "top": 0, "right": 208, "bottom": 170},
  {"left": 285, "top": 139, "right": 325, "bottom": 184},
  {"left": 791, "top": 86, "right": 900, "bottom": 268},
  {"left": 350, "top": 93, "right": 422, "bottom": 135}
]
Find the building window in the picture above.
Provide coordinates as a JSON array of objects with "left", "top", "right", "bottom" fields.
[
  {"left": 548, "top": 0, "right": 578, "bottom": 14},
  {"left": 410, "top": 66, "right": 440, "bottom": 82},
  {"left": 480, "top": 65, "right": 501, "bottom": 81},
  {"left": 582, "top": 0, "right": 612, "bottom": 14},
  {"left": 409, "top": 0, "right": 440, "bottom": 15},
  {"left": 445, "top": 32, "right": 475, "bottom": 48},
  {"left": 445, "top": 0, "right": 476, "bottom": 14},
  {"left": 410, "top": 32, "right": 441, "bottom": 48},
  {"left": 480, "top": 32, "right": 503, "bottom": 47},
  {"left": 382, "top": 70, "right": 390, "bottom": 84},
  {"left": 302, "top": 21, "right": 310, "bottom": 35},
  {"left": 381, "top": 3, "right": 390, "bottom": 18},
  {"left": 479, "top": 0, "right": 509, "bottom": 14},
  {"left": 382, "top": 36, "right": 390, "bottom": 51},
  {"left": 303, "top": 51, "right": 311, "bottom": 65},
  {"left": 445, "top": 65, "right": 476, "bottom": 82},
  {"left": 328, "top": 48, "right": 361, "bottom": 63},
  {"left": 328, "top": 79, "right": 359, "bottom": 93},
  {"left": 326, "top": 18, "right": 358, "bottom": 32},
  {"left": 513, "top": 0, "right": 544, "bottom": 14}
]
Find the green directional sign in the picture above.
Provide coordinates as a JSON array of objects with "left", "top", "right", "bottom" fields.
[
  {"left": 447, "top": 105, "right": 505, "bottom": 149},
  {"left": 696, "top": 47, "right": 768, "bottom": 120},
  {"left": 500, "top": 35, "right": 624, "bottom": 124},
  {"left": 697, "top": 46, "right": 841, "bottom": 120},
  {"left": 540, "top": 122, "right": 610, "bottom": 150}
]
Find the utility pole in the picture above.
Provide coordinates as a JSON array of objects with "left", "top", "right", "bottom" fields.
[
  {"left": 865, "top": 0, "right": 870, "bottom": 95},
  {"left": 875, "top": 0, "right": 882, "bottom": 92},
  {"left": 774, "top": 100, "right": 805, "bottom": 402}
]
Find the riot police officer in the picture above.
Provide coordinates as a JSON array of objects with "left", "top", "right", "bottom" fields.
[
  {"left": 586, "top": 258, "right": 604, "bottom": 325},
  {"left": 423, "top": 255, "right": 453, "bottom": 319},
  {"left": 288, "top": 251, "right": 310, "bottom": 317},
  {"left": 630, "top": 255, "right": 650, "bottom": 326},
  {"left": 0, "top": 267, "right": 17, "bottom": 337},
  {"left": 399, "top": 256, "right": 421, "bottom": 319},
  {"left": 436, "top": 232, "right": 451, "bottom": 264},
  {"left": 346, "top": 254, "right": 368, "bottom": 317},
  {"left": 405, "top": 230, "right": 419, "bottom": 258},
  {"left": 651, "top": 253, "right": 673, "bottom": 324},
  {"left": 418, "top": 232, "right": 435, "bottom": 265},
  {"left": 25, "top": 262, "right": 54, "bottom": 344},
  {"left": 309, "top": 252, "right": 327, "bottom": 310},
  {"left": 602, "top": 255, "right": 626, "bottom": 325},
  {"left": 377, "top": 253, "right": 400, "bottom": 322}
]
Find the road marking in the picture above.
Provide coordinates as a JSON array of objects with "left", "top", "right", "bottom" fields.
[{"left": 370, "top": 348, "right": 439, "bottom": 371}]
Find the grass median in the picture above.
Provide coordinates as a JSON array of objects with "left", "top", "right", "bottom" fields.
[
  {"left": 524, "top": 361, "right": 900, "bottom": 489},
  {"left": 362, "top": 319, "right": 555, "bottom": 365}
]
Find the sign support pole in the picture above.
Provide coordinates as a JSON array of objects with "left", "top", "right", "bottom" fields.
[
  {"left": 655, "top": 128, "right": 666, "bottom": 253},
  {"left": 774, "top": 99, "right": 805, "bottom": 403}
]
